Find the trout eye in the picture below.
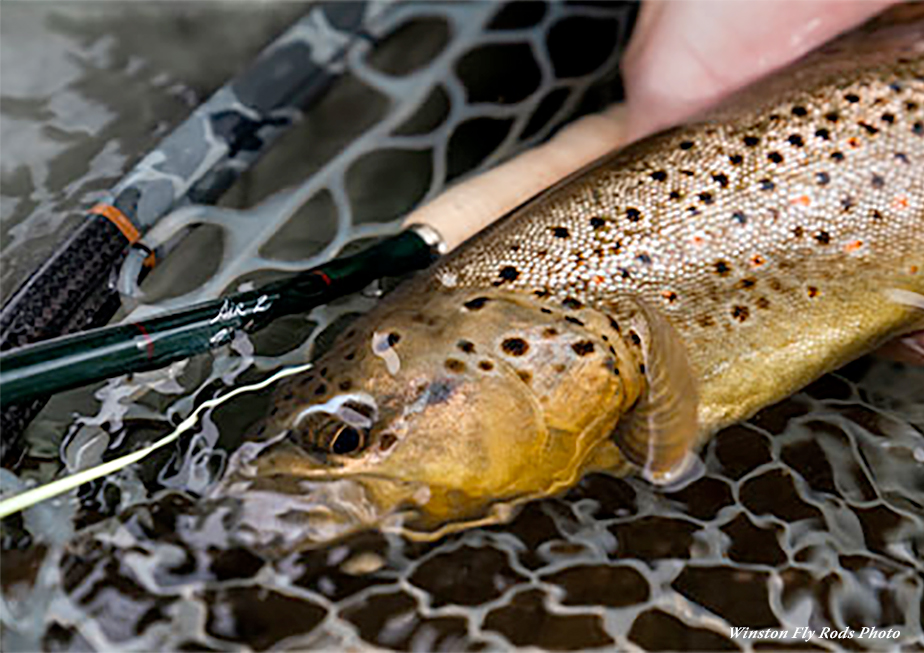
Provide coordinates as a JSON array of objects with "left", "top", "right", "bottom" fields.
[
  {"left": 316, "top": 419, "right": 370, "bottom": 457},
  {"left": 292, "top": 399, "right": 378, "bottom": 460},
  {"left": 330, "top": 425, "right": 365, "bottom": 455}
]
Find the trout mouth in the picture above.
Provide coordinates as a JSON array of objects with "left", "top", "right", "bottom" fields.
[{"left": 225, "top": 476, "right": 384, "bottom": 553}]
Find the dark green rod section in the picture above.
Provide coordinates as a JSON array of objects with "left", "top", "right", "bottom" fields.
[{"left": 0, "top": 228, "right": 441, "bottom": 406}]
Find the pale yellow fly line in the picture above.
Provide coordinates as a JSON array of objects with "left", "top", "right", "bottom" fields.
[{"left": 0, "top": 362, "right": 313, "bottom": 520}]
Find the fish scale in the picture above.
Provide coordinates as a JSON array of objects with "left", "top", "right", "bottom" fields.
[{"left": 437, "top": 18, "right": 924, "bottom": 436}]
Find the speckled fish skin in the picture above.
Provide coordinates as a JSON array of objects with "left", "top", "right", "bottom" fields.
[
  {"left": 247, "top": 14, "right": 924, "bottom": 539},
  {"left": 440, "top": 16, "right": 924, "bottom": 436}
]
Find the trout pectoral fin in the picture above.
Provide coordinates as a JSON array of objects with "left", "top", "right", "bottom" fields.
[{"left": 612, "top": 300, "right": 700, "bottom": 486}]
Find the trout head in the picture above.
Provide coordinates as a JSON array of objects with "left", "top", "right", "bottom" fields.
[{"left": 232, "top": 285, "right": 650, "bottom": 546}]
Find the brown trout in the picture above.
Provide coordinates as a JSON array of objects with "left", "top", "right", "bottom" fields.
[{"left": 226, "top": 14, "right": 924, "bottom": 545}]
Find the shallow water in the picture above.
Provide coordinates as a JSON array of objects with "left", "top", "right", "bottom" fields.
[{"left": 1, "top": 2, "right": 923, "bottom": 651}]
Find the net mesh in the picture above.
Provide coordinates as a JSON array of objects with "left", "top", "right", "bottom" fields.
[{"left": 2, "top": 2, "right": 923, "bottom": 652}]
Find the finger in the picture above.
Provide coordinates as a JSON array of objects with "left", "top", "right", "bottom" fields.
[{"left": 621, "top": 0, "right": 900, "bottom": 139}]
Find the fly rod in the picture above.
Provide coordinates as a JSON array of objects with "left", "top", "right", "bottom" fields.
[{"left": 0, "top": 227, "right": 442, "bottom": 407}]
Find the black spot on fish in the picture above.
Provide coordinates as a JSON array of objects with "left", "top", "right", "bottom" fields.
[
  {"left": 572, "top": 340, "right": 595, "bottom": 356},
  {"left": 540, "top": 307, "right": 552, "bottom": 315},
  {"left": 788, "top": 134, "right": 804, "bottom": 147},
  {"left": 826, "top": 111, "right": 840, "bottom": 122},
  {"left": 814, "top": 230, "right": 831, "bottom": 245},
  {"left": 831, "top": 151, "right": 844, "bottom": 161},
  {"left": 636, "top": 253, "right": 652, "bottom": 265},
  {"left": 565, "top": 316, "right": 585, "bottom": 327},
  {"left": 756, "top": 297, "right": 771, "bottom": 310},
  {"left": 387, "top": 332, "right": 401, "bottom": 347},
  {"left": 543, "top": 327, "right": 558, "bottom": 338},
  {"left": 464, "top": 297, "right": 490, "bottom": 310},
  {"left": 759, "top": 179, "right": 775, "bottom": 191},
  {"left": 871, "top": 174, "right": 884, "bottom": 189},
  {"left": 626, "top": 207, "right": 641, "bottom": 222},
  {"left": 791, "top": 106, "right": 808, "bottom": 117},
  {"left": 816, "top": 172, "right": 830, "bottom": 185},
  {"left": 731, "top": 305, "right": 750, "bottom": 322},
  {"left": 870, "top": 209, "right": 883, "bottom": 221},
  {"left": 590, "top": 217, "right": 606, "bottom": 229},
  {"left": 712, "top": 173, "right": 729, "bottom": 187},
  {"left": 669, "top": 190, "right": 683, "bottom": 200},
  {"left": 768, "top": 152, "right": 783, "bottom": 164},
  {"left": 608, "top": 316, "right": 620, "bottom": 332},
  {"left": 715, "top": 260, "right": 731, "bottom": 276},
  {"left": 729, "top": 154, "right": 743, "bottom": 165},
  {"left": 913, "top": 122, "right": 923, "bottom": 136},
  {"left": 807, "top": 286, "right": 820, "bottom": 298},
  {"left": 339, "top": 380, "right": 352, "bottom": 391},
  {"left": 552, "top": 226, "right": 570, "bottom": 238},
  {"left": 517, "top": 370, "right": 532, "bottom": 384},
  {"left": 844, "top": 93, "right": 859, "bottom": 103},
  {"left": 792, "top": 226, "right": 804, "bottom": 238},
  {"left": 680, "top": 140, "right": 694, "bottom": 150},
  {"left": 501, "top": 338, "right": 529, "bottom": 356},
  {"left": 629, "top": 330, "right": 641, "bottom": 346},
  {"left": 698, "top": 192, "right": 714, "bottom": 204},
  {"left": 858, "top": 122, "right": 878, "bottom": 135},
  {"left": 650, "top": 170, "right": 668, "bottom": 182},
  {"left": 743, "top": 136, "right": 759, "bottom": 147},
  {"left": 478, "top": 360, "right": 494, "bottom": 371},
  {"left": 815, "top": 128, "right": 830, "bottom": 140},
  {"left": 881, "top": 113, "right": 895, "bottom": 124},
  {"left": 562, "top": 297, "right": 583, "bottom": 310},
  {"left": 499, "top": 266, "right": 520, "bottom": 282},
  {"left": 732, "top": 211, "right": 747, "bottom": 225},
  {"left": 738, "top": 277, "right": 756, "bottom": 289},
  {"left": 345, "top": 351, "right": 356, "bottom": 361},
  {"left": 895, "top": 152, "right": 909, "bottom": 164},
  {"left": 457, "top": 340, "right": 475, "bottom": 354},
  {"left": 445, "top": 358, "right": 466, "bottom": 373}
]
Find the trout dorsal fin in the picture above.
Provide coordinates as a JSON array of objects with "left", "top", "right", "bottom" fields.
[{"left": 612, "top": 299, "right": 702, "bottom": 486}]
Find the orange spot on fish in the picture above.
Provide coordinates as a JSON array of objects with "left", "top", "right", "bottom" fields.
[
  {"left": 692, "top": 236, "right": 706, "bottom": 246},
  {"left": 893, "top": 195, "right": 909, "bottom": 209},
  {"left": 848, "top": 137, "right": 861, "bottom": 148},
  {"left": 790, "top": 195, "right": 811, "bottom": 207},
  {"left": 593, "top": 275, "right": 605, "bottom": 284},
  {"left": 911, "top": 265, "right": 920, "bottom": 275},
  {"left": 843, "top": 240, "right": 863, "bottom": 253},
  {"left": 750, "top": 255, "right": 766, "bottom": 267},
  {"left": 661, "top": 289, "right": 678, "bottom": 303}
]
